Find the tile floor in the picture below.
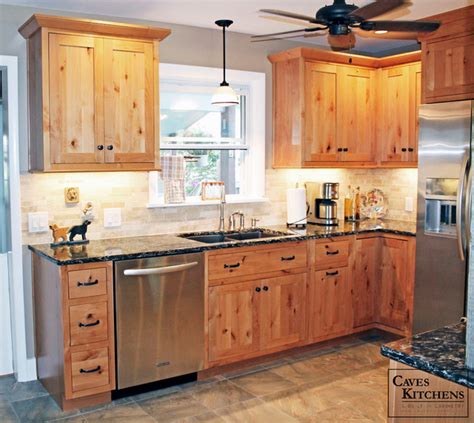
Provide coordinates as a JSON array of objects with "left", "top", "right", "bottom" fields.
[{"left": 0, "top": 332, "right": 396, "bottom": 422}]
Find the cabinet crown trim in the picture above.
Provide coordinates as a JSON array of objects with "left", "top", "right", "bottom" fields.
[{"left": 19, "top": 14, "right": 171, "bottom": 41}]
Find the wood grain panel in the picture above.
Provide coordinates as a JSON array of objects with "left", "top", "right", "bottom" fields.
[
  {"left": 71, "top": 347, "right": 110, "bottom": 392},
  {"left": 69, "top": 301, "right": 108, "bottom": 346},
  {"left": 310, "top": 266, "right": 353, "bottom": 340},
  {"left": 208, "top": 280, "right": 260, "bottom": 362},
  {"left": 260, "top": 273, "right": 307, "bottom": 351},
  {"left": 48, "top": 33, "right": 104, "bottom": 164},
  {"left": 352, "top": 237, "right": 379, "bottom": 328},
  {"left": 67, "top": 267, "right": 107, "bottom": 299},
  {"left": 104, "top": 39, "right": 155, "bottom": 164},
  {"left": 304, "top": 62, "right": 338, "bottom": 162},
  {"left": 208, "top": 243, "right": 307, "bottom": 280}
]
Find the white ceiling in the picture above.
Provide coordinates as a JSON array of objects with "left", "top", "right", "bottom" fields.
[{"left": 1, "top": 0, "right": 472, "bottom": 54}]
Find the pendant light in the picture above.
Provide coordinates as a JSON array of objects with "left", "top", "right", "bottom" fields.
[{"left": 212, "top": 19, "right": 239, "bottom": 107}]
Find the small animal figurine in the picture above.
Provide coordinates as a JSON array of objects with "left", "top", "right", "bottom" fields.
[
  {"left": 68, "top": 220, "right": 91, "bottom": 242},
  {"left": 49, "top": 224, "right": 70, "bottom": 244},
  {"left": 81, "top": 202, "right": 95, "bottom": 222}
]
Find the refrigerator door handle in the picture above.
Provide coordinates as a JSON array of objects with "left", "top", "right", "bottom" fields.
[
  {"left": 465, "top": 162, "right": 472, "bottom": 256},
  {"left": 457, "top": 153, "right": 469, "bottom": 261}
]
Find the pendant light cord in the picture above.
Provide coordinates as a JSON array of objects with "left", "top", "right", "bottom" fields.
[{"left": 222, "top": 25, "right": 227, "bottom": 86}]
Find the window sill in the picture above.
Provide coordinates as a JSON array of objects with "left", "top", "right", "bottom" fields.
[{"left": 147, "top": 196, "right": 269, "bottom": 209}]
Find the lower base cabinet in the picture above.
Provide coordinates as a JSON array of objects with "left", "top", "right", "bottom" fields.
[{"left": 208, "top": 273, "right": 307, "bottom": 365}]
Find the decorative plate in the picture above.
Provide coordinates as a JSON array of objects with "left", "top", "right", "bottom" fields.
[{"left": 361, "top": 189, "right": 388, "bottom": 219}]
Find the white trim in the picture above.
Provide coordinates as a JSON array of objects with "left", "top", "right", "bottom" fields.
[
  {"left": 157, "top": 63, "right": 266, "bottom": 199},
  {"left": 0, "top": 56, "right": 35, "bottom": 381},
  {"left": 147, "top": 196, "right": 269, "bottom": 209},
  {"left": 0, "top": 253, "right": 13, "bottom": 375}
]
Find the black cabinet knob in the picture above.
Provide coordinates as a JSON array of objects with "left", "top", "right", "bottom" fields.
[
  {"left": 107, "top": 145, "right": 114, "bottom": 151},
  {"left": 97, "top": 145, "right": 104, "bottom": 151},
  {"left": 263, "top": 286, "right": 269, "bottom": 291},
  {"left": 337, "top": 148, "right": 343, "bottom": 152},
  {"left": 401, "top": 148, "right": 407, "bottom": 152},
  {"left": 408, "top": 147, "right": 414, "bottom": 152},
  {"left": 255, "top": 287, "right": 261, "bottom": 292},
  {"left": 343, "top": 148, "right": 348, "bottom": 152}
]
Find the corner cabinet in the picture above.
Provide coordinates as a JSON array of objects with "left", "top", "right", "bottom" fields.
[
  {"left": 269, "top": 47, "right": 421, "bottom": 168},
  {"left": 19, "top": 14, "right": 170, "bottom": 172}
]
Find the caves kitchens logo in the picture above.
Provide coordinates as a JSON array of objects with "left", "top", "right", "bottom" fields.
[{"left": 388, "top": 368, "right": 469, "bottom": 419}]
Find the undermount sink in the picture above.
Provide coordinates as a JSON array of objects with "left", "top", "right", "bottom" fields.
[{"left": 180, "top": 229, "right": 289, "bottom": 244}]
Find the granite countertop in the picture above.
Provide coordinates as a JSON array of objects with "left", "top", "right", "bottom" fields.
[
  {"left": 381, "top": 323, "right": 473, "bottom": 389},
  {"left": 28, "top": 218, "right": 416, "bottom": 266}
]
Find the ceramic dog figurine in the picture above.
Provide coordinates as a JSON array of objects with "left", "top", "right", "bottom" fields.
[
  {"left": 49, "top": 224, "right": 69, "bottom": 244},
  {"left": 68, "top": 220, "right": 91, "bottom": 242}
]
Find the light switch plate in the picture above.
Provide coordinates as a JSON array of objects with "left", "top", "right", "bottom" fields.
[
  {"left": 28, "top": 212, "right": 49, "bottom": 233},
  {"left": 103, "top": 208, "right": 122, "bottom": 228},
  {"left": 405, "top": 197, "right": 414, "bottom": 212}
]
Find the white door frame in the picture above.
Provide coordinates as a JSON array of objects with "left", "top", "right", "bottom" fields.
[{"left": 0, "top": 55, "right": 35, "bottom": 381}]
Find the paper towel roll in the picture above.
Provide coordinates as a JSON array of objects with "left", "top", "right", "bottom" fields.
[{"left": 287, "top": 188, "right": 307, "bottom": 225}]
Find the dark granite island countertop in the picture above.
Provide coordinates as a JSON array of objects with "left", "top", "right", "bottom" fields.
[
  {"left": 381, "top": 323, "right": 473, "bottom": 389},
  {"left": 28, "top": 218, "right": 416, "bottom": 266}
]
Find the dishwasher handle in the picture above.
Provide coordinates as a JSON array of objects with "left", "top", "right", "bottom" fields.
[{"left": 123, "top": 261, "right": 199, "bottom": 276}]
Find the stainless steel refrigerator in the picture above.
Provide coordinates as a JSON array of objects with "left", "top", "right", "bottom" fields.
[{"left": 413, "top": 101, "right": 473, "bottom": 334}]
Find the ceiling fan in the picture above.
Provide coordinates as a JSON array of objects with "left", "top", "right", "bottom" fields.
[{"left": 251, "top": 0, "right": 440, "bottom": 50}]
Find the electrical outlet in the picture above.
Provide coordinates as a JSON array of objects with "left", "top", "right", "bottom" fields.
[
  {"left": 28, "top": 212, "right": 49, "bottom": 233},
  {"left": 103, "top": 208, "right": 122, "bottom": 228},
  {"left": 405, "top": 197, "right": 414, "bottom": 212}
]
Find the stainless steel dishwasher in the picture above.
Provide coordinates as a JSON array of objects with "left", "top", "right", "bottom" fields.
[{"left": 114, "top": 253, "right": 204, "bottom": 389}]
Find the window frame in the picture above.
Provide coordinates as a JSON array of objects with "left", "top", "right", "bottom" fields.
[{"left": 148, "top": 63, "right": 266, "bottom": 207}]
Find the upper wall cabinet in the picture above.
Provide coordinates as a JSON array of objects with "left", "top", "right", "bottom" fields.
[
  {"left": 269, "top": 48, "right": 421, "bottom": 169},
  {"left": 19, "top": 14, "right": 170, "bottom": 172},
  {"left": 419, "top": 6, "right": 474, "bottom": 104}
]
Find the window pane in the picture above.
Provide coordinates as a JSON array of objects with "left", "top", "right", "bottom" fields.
[
  {"left": 161, "top": 150, "right": 243, "bottom": 196},
  {"left": 160, "top": 88, "right": 245, "bottom": 147}
]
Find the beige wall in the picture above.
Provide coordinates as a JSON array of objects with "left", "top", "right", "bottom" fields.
[{"left": 22, "top": 168, "right": 417, "bottom": 245}]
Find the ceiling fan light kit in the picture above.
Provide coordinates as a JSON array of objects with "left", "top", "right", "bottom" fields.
[
  {"left": 252, "top": 0, "right": 440, "bottom": 50},
  {"left": 212, "top": 19, "right": 239, "bottom": 107}
]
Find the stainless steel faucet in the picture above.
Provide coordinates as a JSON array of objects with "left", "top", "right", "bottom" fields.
[
  {"left": 218, "top": 185, "right": 226, "bottom": 231},
  {"left": 229, "top": 211, "right": 245, "bottom": 232}
]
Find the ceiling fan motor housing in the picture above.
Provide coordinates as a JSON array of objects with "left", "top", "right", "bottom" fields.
[{"left": 316, "top": 0, "right": 358, "bottom": 23}]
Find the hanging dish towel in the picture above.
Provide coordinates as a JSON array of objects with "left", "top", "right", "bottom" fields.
[{"left": 161, "top": 155, "right": 185, "bottom": 204}]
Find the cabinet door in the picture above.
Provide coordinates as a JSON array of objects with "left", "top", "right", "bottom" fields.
[
  {"left": 408, "top": 63, "right": 421, "bottom": 164},
  {"left": 378, "top": 237, "right": 412, "bottom": 331},
  {"left": 337, "top": 66, "right": 376, "bottom": 162},
  {"left": 104, "top": 39, "right": 155, "bottom": 164},
  {"left": 48, "top": 34, "right": 104, "bottom": 164},
  {"left": 423, "top": 35, "right": 474, "bottom": 103},
  {"left": 352, "top": 237, "right": 379, "bottom": 328},
  {"left": 304, "top": 62, "right": 339, "bottom": 162},
  {"left": 260, "top": 273, "right": 307, "bottom": 351},
  {"left": 380, "top": 66, "right": 410, "bottom": 163},
  {"left": 208, "top": 280, "right": 260, "bottom": 363},
  {"left": 310, "top": 267, "right": 352, "bottom": 340}
]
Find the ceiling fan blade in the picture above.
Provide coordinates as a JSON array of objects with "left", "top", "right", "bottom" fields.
[
  {"left": 349, "top": 0, "right": 408, "bottom": 20},
  {"left": 360, "top": 20, "right": 440, "bottom": 32},
  {"left": 353, "top": 27, "right": 418, "bottom": 40},
  {"left": 250, "top": 33, "right": 309, "bottom": 43},
  {"left": 328, "top": 33, "right": 356, "bottom": 51},
  {"left": 259, "top": 9, "right": 324, "bottom": 24},
  {"left": 251, "top": 26, "right": 326, "bottom": 40}
]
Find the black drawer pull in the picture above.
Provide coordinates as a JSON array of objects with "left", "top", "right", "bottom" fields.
[
  {"left": 224, "top": 263, "right": 240, "bottom": 269},
  {"left": 263, "top": 286, "right": 269, "bottom": 291},
  {"left": 80, "top": 366, "right": 101, "bottom": 374},
  {"left": 281, "top": 255, "right": 295, "bottom": 261},
  {"left": 78, "top": 320, "right": 100, "bottom": 328},
  {"left": 326, "top": 271, "right": 339, "bottom": 276},
  {"left": 77, "top": 279, "right": 99, "bottom": 287},
  {"left": 326, "top": 250, "right": 339, "bottom": 255},
  {"left": 255, "top": 287, "right": 261, "bottom": 292}
]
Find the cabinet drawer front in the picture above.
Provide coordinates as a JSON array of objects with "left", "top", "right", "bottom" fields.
[
  {"left": 315, "top": 240, "right": 349, "bottom": 269},
  {"left": 69, "top": 302, "right": 108, "bottom": 346},
  {"left": 71, "top": 347, "right": 110, "bottom": 392},
  {"left": 208, "top": 244, "right": 307, "bottom": 280},
  {"left": 68, "top": 268, "right": 107, "bottom": 299}
]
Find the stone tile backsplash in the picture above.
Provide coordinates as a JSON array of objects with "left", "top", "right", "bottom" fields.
[{"left": 21, "top": 168, "right": 417, "bottom": 245}]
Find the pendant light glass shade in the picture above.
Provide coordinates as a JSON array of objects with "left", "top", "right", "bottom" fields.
[
  {"left": 211, "top": 84, "right": 239, "bottom": 106},
  {"left": 212, "top": 19, "right": 239, "bottom": 107}
]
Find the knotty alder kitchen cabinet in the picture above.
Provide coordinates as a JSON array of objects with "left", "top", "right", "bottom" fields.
[
  {"left": 32, "top": 256, "right": 115, "bottom": 410},
  {"left": 19, "top": 15, "right": 170, "bottom": 172},
  {"left": 269, "top": 48, "right": 421, "bottom": 168}
]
